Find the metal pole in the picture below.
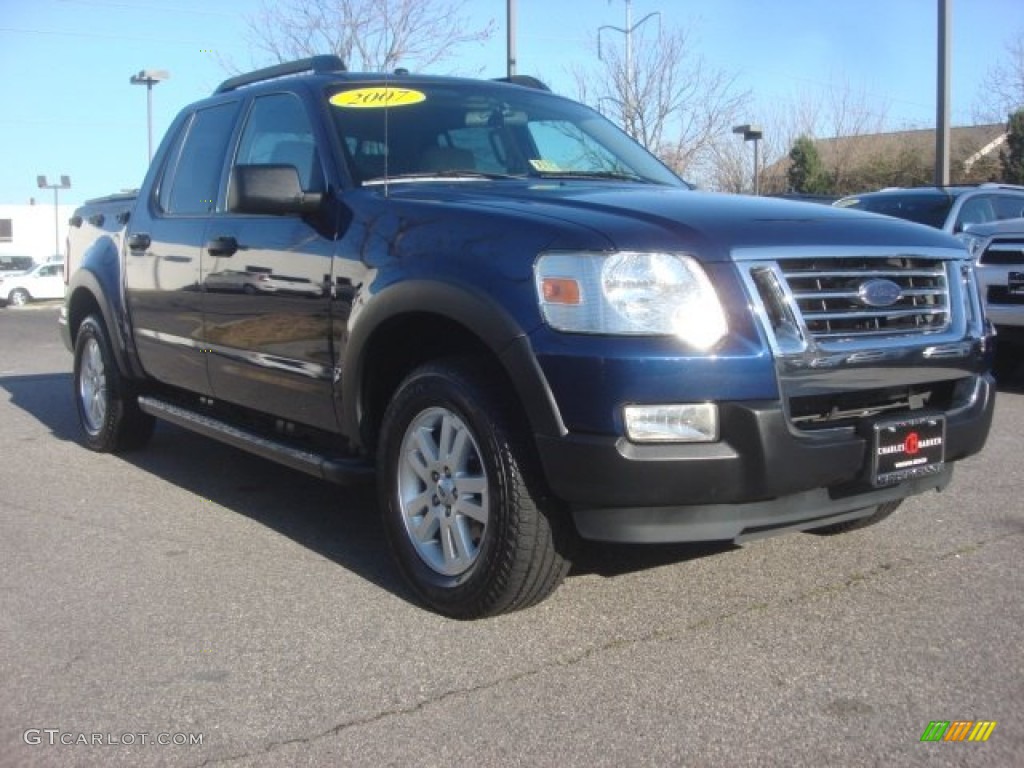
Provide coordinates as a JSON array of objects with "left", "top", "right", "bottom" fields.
[
  {"left": 598, "top": 3, "right": 659, "bottom": 141},
  {"left": 53, "top": 187, "right": 59, "bottom": 259},
  {"left": 753, "top": 138, "right": 760, "bottom": 196},
  {"left": 146, "top": 81, "right": 154, "bottom": 163},
  {"left": 507, "top": 0, "right": 517, "bottom": 77},
  {"left": 936, "top": 0, "right": 951, "bottom": 186},
  {"left": 131, "top": 71, "right": 168, "bottom": 165},
  {"left": 625, "top": 0, "right": 633, "bottom": 86}
]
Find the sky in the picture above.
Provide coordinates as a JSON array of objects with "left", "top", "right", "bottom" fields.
[{"left": 0, "top": 0, "right": 1021, "bottom": 205}]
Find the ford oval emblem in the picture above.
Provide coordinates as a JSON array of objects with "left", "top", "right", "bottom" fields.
[{"left": 857, "top": 278, "right": 903, "bottom": 307}]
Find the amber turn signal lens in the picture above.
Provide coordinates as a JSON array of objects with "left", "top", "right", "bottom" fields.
[{"left": 541, "top": 277, "right": 581, "bottom": 305}]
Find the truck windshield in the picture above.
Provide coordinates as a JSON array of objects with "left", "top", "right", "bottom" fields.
[{"left": 327, "top": 81, "right": 686, "bottom": 188}]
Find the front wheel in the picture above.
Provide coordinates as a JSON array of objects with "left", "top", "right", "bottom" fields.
[
  {"left": 377, "top": 359, "right": 573, "bottom": 618},
  {"left": 8, "top": 288, "right": 30, "bottom": 307},
  {"left": 73, "top": 315, "right": 155, "bottom": 452}
]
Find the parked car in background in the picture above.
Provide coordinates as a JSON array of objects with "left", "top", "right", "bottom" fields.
[
  {"left": 834, "top": 184, "right": 1024, "bottom": 234},
  {"left": 1, "top": 261, "right": 65, "bottom": 306},
  {"left": 0, "top": 255, "right": 35, "bottom": 278},
  {"left": 962, "top": 217, "right": 1024, "bottom": 376}
]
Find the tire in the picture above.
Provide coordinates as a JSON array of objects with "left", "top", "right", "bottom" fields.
[
  {"left": 807, "top": 500, "right": 902, "bottom": 536},
  {"left": 73, "top": 315, "right": 155, "bottom": 452},
  {"left": 8, "top": 288, "right": 30, "bottom": 307},
  {"left": 377, "top": 359, "right": 573, "bottom": 618}
]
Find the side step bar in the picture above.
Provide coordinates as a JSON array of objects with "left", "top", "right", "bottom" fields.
[{"left": 137, "top": 396, "right": 374, "bottom": 485}]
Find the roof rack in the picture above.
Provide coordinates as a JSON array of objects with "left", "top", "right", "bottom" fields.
[
  {"left": 215, "top": 55, "right": 347, "bottom": 94},
  {"left": 979, "top": 182, "right": 1024, "bottom": 191},
  {"left": 492, "top": 75, "right": 550, "bottom": 91}
]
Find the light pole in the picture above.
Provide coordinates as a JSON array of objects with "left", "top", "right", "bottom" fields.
[
  {"left": 732, "top": 124, "right": 764, "bottom": 195},
  {"left": 130, "top": 69, "right": 170, "bottom": 163},
  {"left": 507, "top": 0, "right": 517, "bottom": 77},
  {"left": 935, "top": 0, "right": 951, "bottom": 186},
  {"left": 36, "top": 175, "right": 71, "bottom": 261},
  {"left": 598, "top": 0, "right": 661, "bottom": 139}
]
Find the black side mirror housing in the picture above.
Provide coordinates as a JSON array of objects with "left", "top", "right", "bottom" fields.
[{"left": 229, "top": 164, "right": 322, "bottom": 215}]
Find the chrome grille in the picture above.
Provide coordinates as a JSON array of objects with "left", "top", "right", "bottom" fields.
[
  {"left": 776, "top": 256, "right": 950, "bottom": 341},
  {"left": 979, "top": 238, "right": 1024, "bottom": 265}
]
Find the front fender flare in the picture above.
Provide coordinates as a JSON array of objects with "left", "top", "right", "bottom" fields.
[{"left": 341, "top": 279, "right": 567, "bottom": 449}]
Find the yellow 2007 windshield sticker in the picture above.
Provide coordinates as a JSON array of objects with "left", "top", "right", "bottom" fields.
[
  {"left": 330, "top": 87, "right": 426, "bottom": 108},
  {"left": 529, "top": 159, "right": 562, "bottom": 172}
]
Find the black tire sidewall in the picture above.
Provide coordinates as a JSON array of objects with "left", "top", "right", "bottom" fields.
[
  {"left": 73, "top": 316, "right": 124, "bottom": 451},
  {"left": 378, "top": 363, "right": 520, "bottom": 616}
]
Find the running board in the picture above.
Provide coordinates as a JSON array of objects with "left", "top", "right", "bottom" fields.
[{"left": 137, "top": 395, "right": 374, "bottom": 485}]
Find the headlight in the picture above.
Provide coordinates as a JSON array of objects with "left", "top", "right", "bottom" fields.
[{"left": 534, "top": 251, "right": 728, "bottom": 349}]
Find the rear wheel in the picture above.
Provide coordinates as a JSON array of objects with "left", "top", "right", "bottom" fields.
[
  {"left": 8, "top": 288, "right": 30, "bottom": 307},
  {"left": 377, "top": 359, "right": 573, "bottom": 618},
  {"left": 807, "top": 500, "right": 902, "bottom": 536},
  {"left": 73, "top": 315, "right": 155, "bottom": 452}
]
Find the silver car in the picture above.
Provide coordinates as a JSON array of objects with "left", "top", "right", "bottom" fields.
[{"left": 962, "top": 217, "right": 1024, "bottom": 375}]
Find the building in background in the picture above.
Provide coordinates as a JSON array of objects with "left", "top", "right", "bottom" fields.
[
  {"left": 0, "top": 201, "right": 77, "bottom": 264},
  {"left": 763, "top": 123, "right": 1009, "bottom": 196}
]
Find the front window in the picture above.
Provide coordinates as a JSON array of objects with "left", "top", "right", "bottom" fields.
[{"left": 327, "top": 81, "right": 685, "bottom": 187}]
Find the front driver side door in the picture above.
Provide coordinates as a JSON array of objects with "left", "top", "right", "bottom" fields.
[{"left": 201, "top": 91, "right": 338, "bottom": 429}]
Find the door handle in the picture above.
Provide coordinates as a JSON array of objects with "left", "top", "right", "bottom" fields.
[
  {"left": 126, "top": 232, "right": 151, "bottom": 252},
  {"left": 206, "top": 235, "right": 239, "bottom": 257}
]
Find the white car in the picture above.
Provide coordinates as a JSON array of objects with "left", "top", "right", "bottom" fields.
[
  {"left": 0, "top": 255, "right": 35, "bottom": 278},
  {"left": 0, "top": 261, "right": 65, "bottom": 306}
]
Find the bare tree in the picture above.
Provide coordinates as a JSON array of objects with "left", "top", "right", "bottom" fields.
[
  {"left": 728, "top": 80, "right": 892, "bottom": 195},
  {"left": 243, "top": 0, "right": 495, "bottom": 73},
  {"left": 574, "top": 20, "right": 750, "bottom": 186},
  {"left": 975, "top": 27, "right": 1024, "bottom": 123}
]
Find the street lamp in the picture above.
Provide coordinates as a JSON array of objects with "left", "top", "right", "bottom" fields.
[
  {"left": 130, "top": 69, "right": 170, "bottom": 163},
  {"left": 598, "top": 0, "right": 661, "bottom": 139},
  {"left": 36, "top": 175, "right": 71, "bottom": 261},
  {"left": 732, "top": 124, "right": 764, "bottom": 195}
]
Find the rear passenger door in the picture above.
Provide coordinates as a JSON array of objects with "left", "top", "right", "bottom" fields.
[
  {"left": 201, "top": 91, "right": 338, "bottom": 429},
  {"left": 125, "top": 101, "right": 239, "bottom": 395}
]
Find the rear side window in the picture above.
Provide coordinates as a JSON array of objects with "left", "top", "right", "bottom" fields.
[{"left": 159, "top": 102, "right": 238, "bottom": 215}]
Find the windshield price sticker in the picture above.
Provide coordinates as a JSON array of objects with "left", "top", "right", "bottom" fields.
[
  {"left": 870, "top": 414, "right": 946, "bottom": 486},
  {"left": 330, "top": 88, "right": 426, "bottom": 109}
]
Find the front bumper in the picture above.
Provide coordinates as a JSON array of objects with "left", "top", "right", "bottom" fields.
[{"left": 535, "top": 374, "right": 994, "bottom": 543}]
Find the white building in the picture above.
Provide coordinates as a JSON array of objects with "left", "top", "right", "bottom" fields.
[{"left": 0, "top": 201, "right": 78, "bottom": 264}]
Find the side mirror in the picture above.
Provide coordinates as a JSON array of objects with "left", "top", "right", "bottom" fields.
[{"left": 229, "top": 164, "right": 322, "bottom": 215}]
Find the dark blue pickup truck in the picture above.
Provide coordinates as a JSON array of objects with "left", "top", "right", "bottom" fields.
[{"left": 62, "top": 56, "right": 994, "bottom": 617}]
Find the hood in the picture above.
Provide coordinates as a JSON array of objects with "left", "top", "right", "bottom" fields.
[
  {"left": 964, "top": 216, "right": 1024, "bottom": 238},
  {"left": 382, "top": 181, "right": 964, "bottom": 261}
]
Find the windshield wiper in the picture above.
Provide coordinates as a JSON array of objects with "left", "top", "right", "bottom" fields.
[
  {"left": 531, "top": 169, "right": 656, "bottom": 183},
  {"left": 363, "top": 170, "right": 524, "bottom": 185}
]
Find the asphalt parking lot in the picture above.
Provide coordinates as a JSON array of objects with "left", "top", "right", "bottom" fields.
[{"left": 2, "top": 303, "right": 1022, "bottom": 767}]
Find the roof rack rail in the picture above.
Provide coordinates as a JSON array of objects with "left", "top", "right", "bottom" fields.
[
  {"left": 215, "top": 55, "right": 347, "bottom": 94},
  {"left": 980, "top": 182, "right": 1024, "bottom": 190},
  {"left": 492, "top": 75, "right": 550, "bottom": 91}
]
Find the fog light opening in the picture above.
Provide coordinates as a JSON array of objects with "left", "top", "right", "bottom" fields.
[{"left": 623, "top": 403, "right": 719, "bottom": 443}]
